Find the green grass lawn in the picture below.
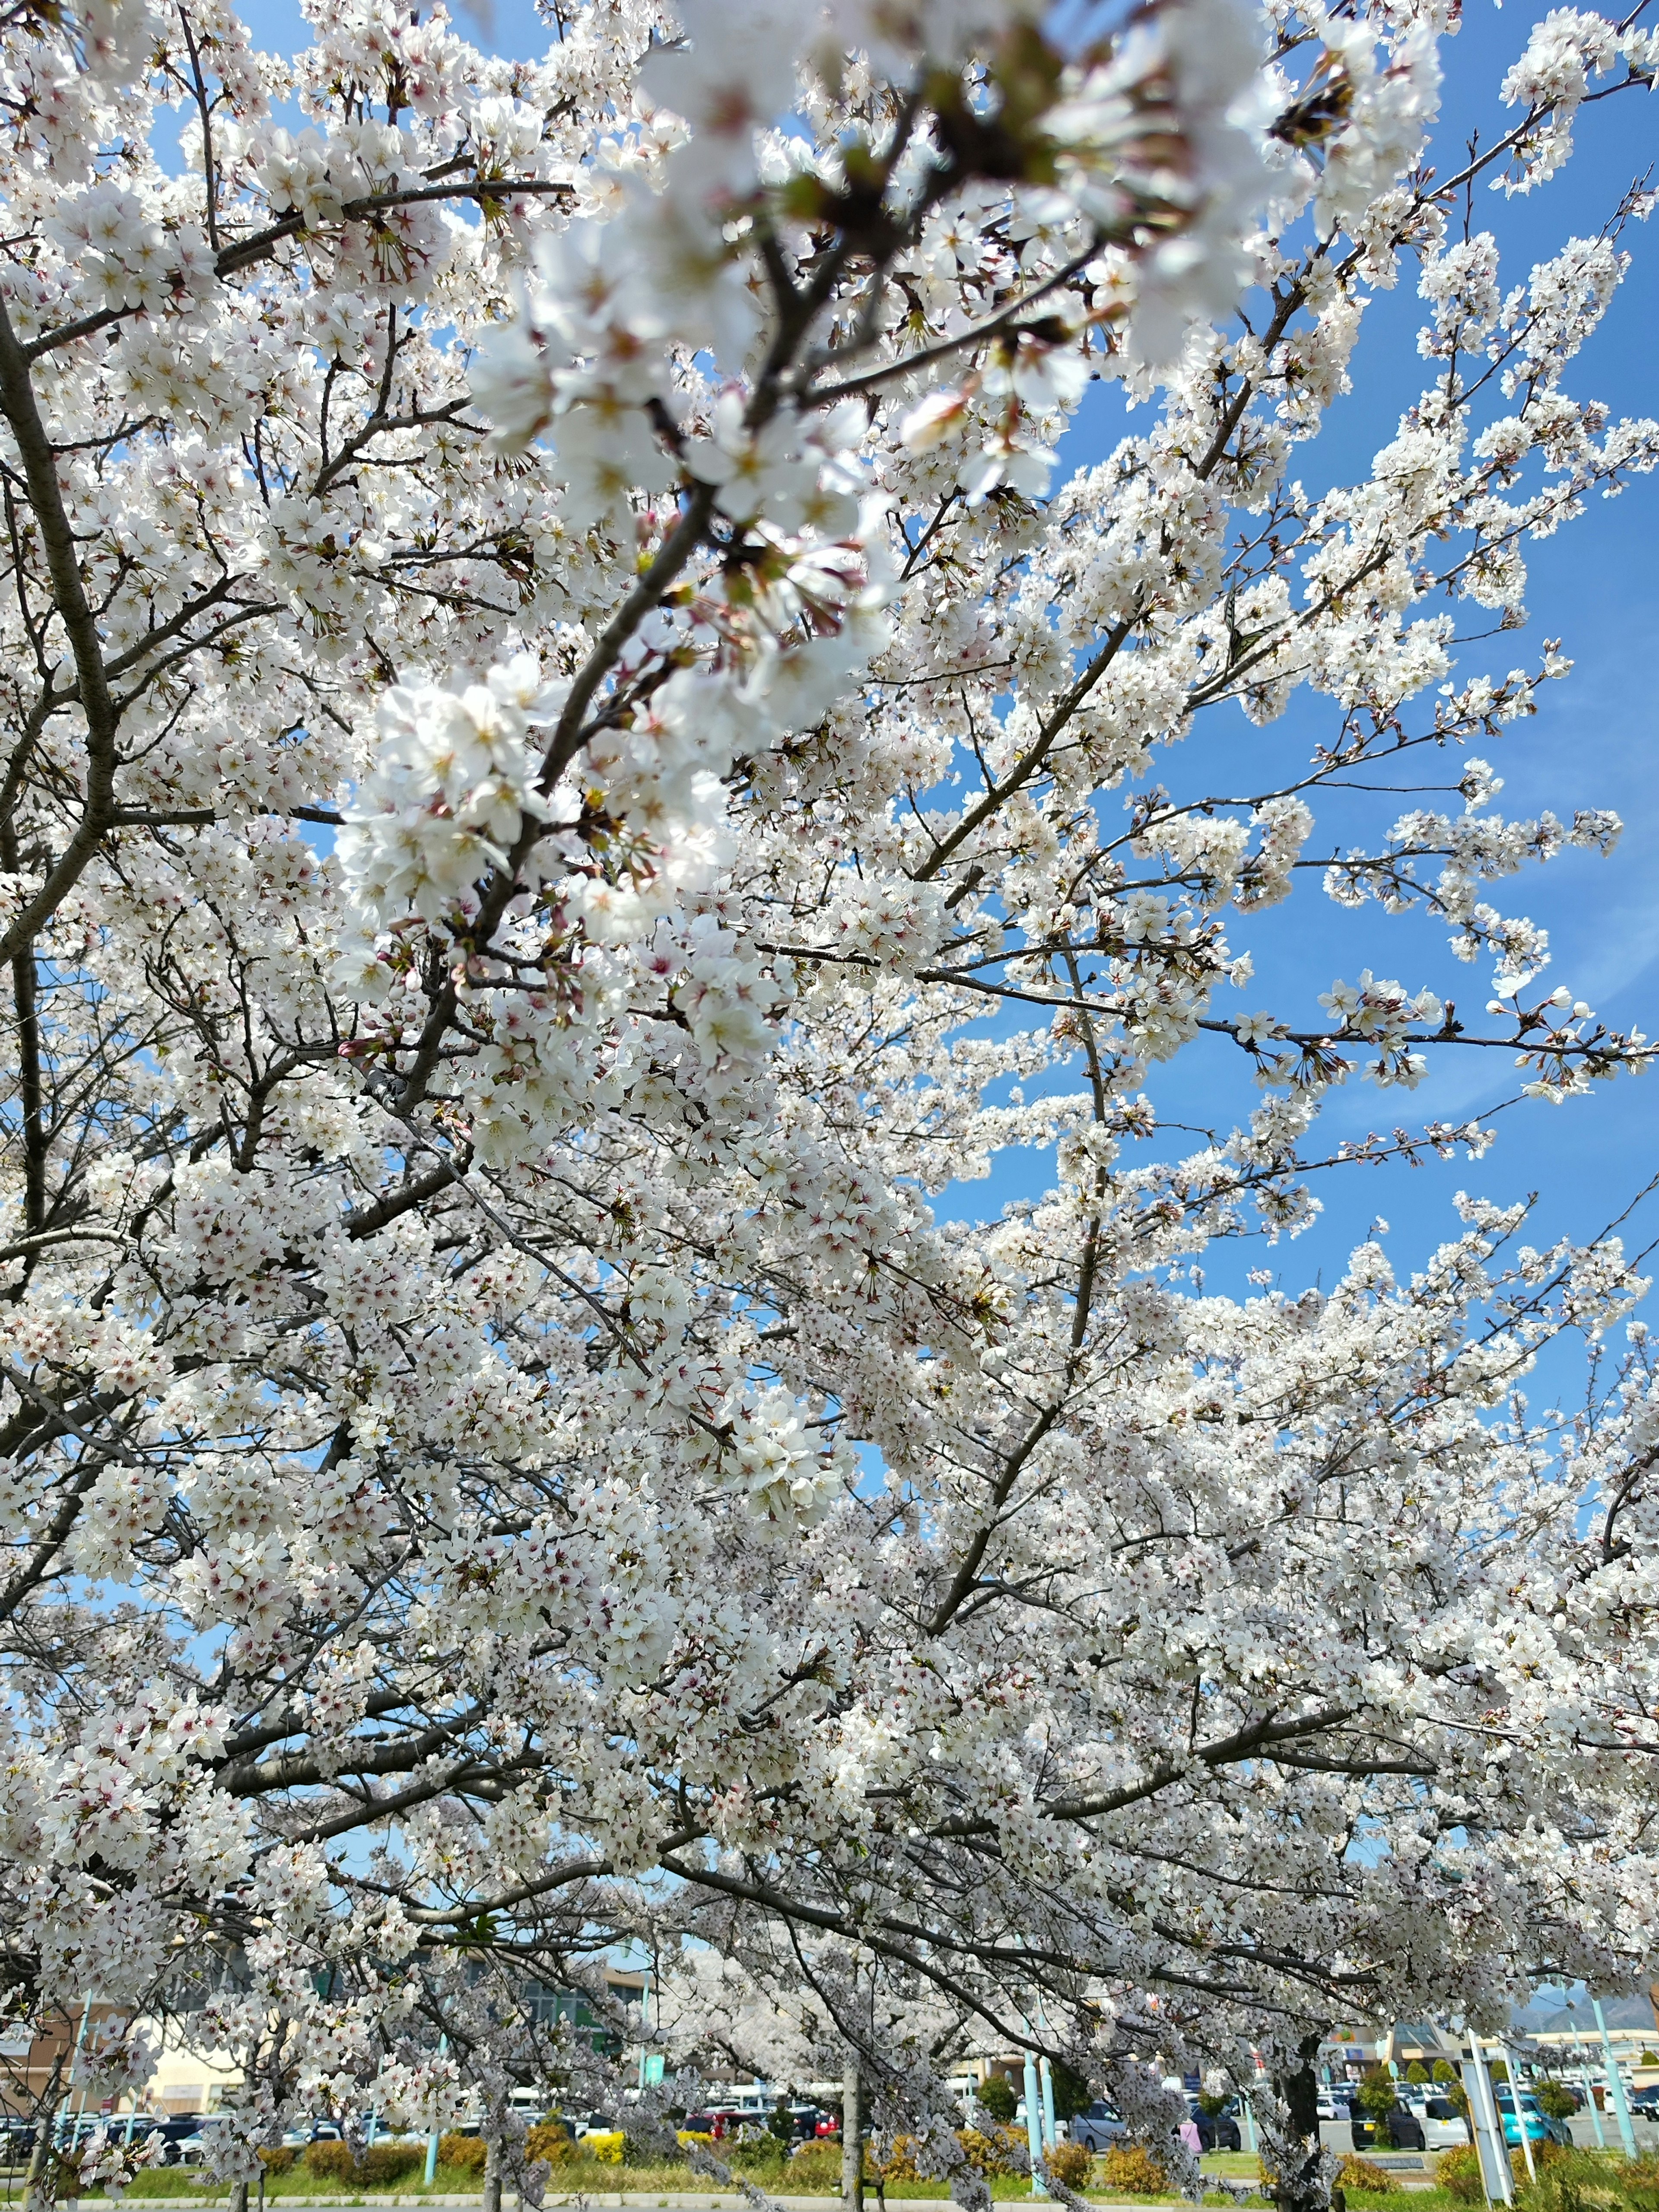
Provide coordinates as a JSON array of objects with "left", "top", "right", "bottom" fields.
[
  {"left": 0, "top": 2148, "right": 1460, "bottom": 2208},
  {"left": 0, "top": 2171, "right": 1281, "bottom": 2208}
]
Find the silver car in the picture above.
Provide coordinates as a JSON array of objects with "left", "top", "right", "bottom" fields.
[{"left": 1070, "top": 2101, "right": 1128, "bottom": 2151}]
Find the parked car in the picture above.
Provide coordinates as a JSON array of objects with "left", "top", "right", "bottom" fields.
[
  {"left": 680, "top": 2109, "right": 743, "bottom": 2141},
  {"left": 175, "top": 2120, "right": 234, "bottom": 2167},
  {"left": 0, "top": 2116, "right": 38, "bottom": 2164},
  {"left": 1351, "top": 2105, "right": 1425, "bottom": 2152},
  {"left": 1630, "top": 2088, "right": 1659, "bottom": 2120},
  {"left": 280, "top": 2120, "right": 345, "bottom": 2149},
  {"left": 1189, "top": 2101, "right": 1242, "bottom": 2154},
  {"left": 1493, "top": 2093, "right": 1571, "bottom": 2150},
  {"left": 1413, "top": 2098, "right": 1471, "bottom": 2152},
  {"left": 1070, "top": 2102, "right": 1128, "bottom": 2152},
  {"left": 140, "top": 2117, "right": 213, "bottom": 2165},
  {"left": 1540, "top": 2083, "right": 1586, "bottom": 2114}
]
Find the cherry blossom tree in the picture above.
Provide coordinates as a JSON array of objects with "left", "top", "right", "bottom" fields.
[{"left": 0, "top": 0, "right": 1657, "bottom": 2202}]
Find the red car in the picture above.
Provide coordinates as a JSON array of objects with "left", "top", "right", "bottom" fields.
[{"left": 681, "top": 2110, "right": 747, "bottom": 2141}]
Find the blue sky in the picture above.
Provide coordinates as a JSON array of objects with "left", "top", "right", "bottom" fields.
[
  {"left": 976, "top": 3, "right": 1659, "bottom": 1336},
  {"left": 233, "top": 0, "right": 1658, "bottom": 1353}
]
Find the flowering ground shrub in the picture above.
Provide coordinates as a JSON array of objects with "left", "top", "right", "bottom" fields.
[
  {"left": 960, "top": 2127, "right": 1026, "bottom": 2177},
  {"left": 436, "top": 2136, "right": 489, "bottom": 2177},
  {"left": 1046, "top": 2141, "right": 1095, "bottom": 2191},
  {"left": 1337, "top": 2155, "right": 1399, "bottom": 2196},
  {"left": 1100, "top": 2145, "right": 1171, "bottom": 2196},
  {"left": 1437, "top": 2147, "right": 1519, "bottom": 2203},
  {"left": 524, "top": 2123, "right": 573, "bottom": 2167},
  {"left": 786, "top": 2144, "right": 847, "bottom": 2189},
  {"left": 302, "top": 2143, "right": 359, "bottom": 2183}
]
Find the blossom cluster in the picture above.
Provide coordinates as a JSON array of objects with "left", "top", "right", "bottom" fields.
[{"left": 0, "top": 0, "right": 1655, "bottom": 2196}]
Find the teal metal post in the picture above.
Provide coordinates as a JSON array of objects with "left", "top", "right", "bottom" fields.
[
  {"left": 1039, "top": 2060, "right": 1056, "bottom": 2154},
  {"left": 1023, "top": 2054, "right": 1046, "bottom": 2198},
  {"left": 424, "top": 2035, "right": 448, "bottom": 2186},
  {"left": 54, "top": 1998, "right": 92, "bottom": 2150}
]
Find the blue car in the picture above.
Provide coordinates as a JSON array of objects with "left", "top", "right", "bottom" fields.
[{"left": 1493, "top": 2093, "right": 1572, "bottom": 2150}]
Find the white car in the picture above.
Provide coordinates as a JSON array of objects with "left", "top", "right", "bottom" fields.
[{"left": 1406, "top": 2096, "right": 1470, "bottom": 2152}]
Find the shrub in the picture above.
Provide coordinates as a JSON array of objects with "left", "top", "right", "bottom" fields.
[
  {"left": 977, "top": 2078, "right": 1019, "bottom": 2128},
  {"left": 1536, "top": 2084, "right": 1580, "bottom": 2122},
  {"left": 787, "top": 2142, "right": 846, "bottom": 2188},
  {"left": 586, "top": 2131, "right": 625, "bottom": 2164},
  {"left": 303, "top": 2142, "right": 358, "bottom": 2183},
  {"left": 362, "top": 2143, "right": 423, "bottom": 2186},
  {"left": 257, "top": 2149, "right": 296, "bottom": 2176},
  {"left": 1438, "top": 2147, "right": 1534, "bottom": 2203},
  {"left": 960, "top": 2125, "right": 1024, "bottom": 2177},
  {"left": 439, "top": 2132, "right": 489, "bottom": 2175},
  {"left": 871, "top": 2135, "right": 922, "bottom": 2183},
  {"left": 1338, "top": 2155, "right": 1398, "bottom": 2196},
  {"left": 1618, "top": 2152, "right": 1659, "bottom": 2212},
  {"left": 1520, "top": 2148, "right": 1609, "bottom": 2212},
  {"left": 1437, "top": 2147, "right": 1486, "bottom": 2203},
  {"left": 1100, "top": 2143, "right": 1169, "bottom": 2196},
  {"left": 525, "top": 2122, "right": 573, "bottom": 2167},
  {"left": 1046, "top": 2141, "right": 1093, "bottom": 2190},
  {"left": 730, "top": 2139, "right": 788, "bottom": 2174}
]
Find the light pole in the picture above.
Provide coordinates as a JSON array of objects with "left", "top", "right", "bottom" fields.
[
  {"left": 1497, "top": 2045, "right": 1535, "bottom": 2184},
  {"left": 1239, "top": 2058, "right": 1261, "bottom": 2159},
  {"left": 1023, "top": 2052, "right": 1046, "bottom": 2198},
  {"left": 1593, "top": 2002, "right": 1638, "bottom": 2159},
  {"left": 423, "top": 2035, "right": 448, "bottom": 2187}
]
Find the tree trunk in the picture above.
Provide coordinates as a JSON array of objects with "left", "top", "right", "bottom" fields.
[
  {"left": 841, "top": 2069, "right": 864, "bottom": 2212},
  {"left": 1267, "top": 2040, "right": 1328, "bottom": 2212},
  {"left": 230, "top": 2183, "right": 249, "bottom": 2212},
  {"left": 24, "top": 2109, "right": 53, "bottom": 2212},
  {"left": 482, "top": 2136, "right": 502, "bottom": 2212}
]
